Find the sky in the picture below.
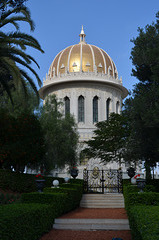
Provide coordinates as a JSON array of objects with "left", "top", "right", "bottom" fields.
[{"left": 20, "top": 0, "right": 159, "bottom": 96}]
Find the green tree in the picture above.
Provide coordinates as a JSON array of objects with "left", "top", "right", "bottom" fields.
[
  {"left": 0, "top": 82, "right": 40, "bottom": 117},
  {"left": 0, "top": 0, "right": 27, "bottom": 10},
  {"left": 83, "top": 113, "right": 129, "bottom": 167},
  {"left": 0, "top": 3, "right": 44, "bottom": 102},
  {"left": 40, "top": 95, "right": 79, "bottom": 172},
  {"left": 0, "top": 110, "right": 45, "bottom": 172},
  {"left": 124, "top": 12, "right": 159, "bottom": 178}
]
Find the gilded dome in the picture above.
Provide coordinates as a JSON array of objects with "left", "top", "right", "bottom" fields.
[{"left": 48, "top": 26, "right": 118, "bottom": 79}]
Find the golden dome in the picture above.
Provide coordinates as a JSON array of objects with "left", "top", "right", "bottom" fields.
[{"left": 48, "top": 27, "right": 118, "bottom": 79}]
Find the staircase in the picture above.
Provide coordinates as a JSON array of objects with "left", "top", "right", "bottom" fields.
[
  {"left": 53, "top": 218, "right": 130, "bottom": 230},
  {"left": 53, "top": 193, "right": 130, "bottom": 231},
  {"left": 80, "top": 193, "right": 125, "bottom": 208}
]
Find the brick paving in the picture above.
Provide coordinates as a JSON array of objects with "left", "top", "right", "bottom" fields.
[
  {"left": 59, "top": 207, "right": 128, "bottom": 219},
  {"left": 40, "top": 229, "right": 132, "bottom": 240},
  {"left": 40, "top": 208, "right": 132, "bottom": 240}
]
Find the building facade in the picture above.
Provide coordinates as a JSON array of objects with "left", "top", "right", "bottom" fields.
[{"left": 39, "top": 27, "right": 134, "bottom": 179}]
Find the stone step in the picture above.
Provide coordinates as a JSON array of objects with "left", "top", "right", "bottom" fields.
[
  {"left": 53, "top": 218, "right": 130, "bottom": 230},
  {"left": 82, "top": 194, "right": 124, "bottom": 198},
  {"left": 80, "top": 204, "right": 125, "bottom": 208},
  {"left": 80, "top": 194, "right": 125, "bottom": 208},
  {"left": 81, "top": 199, "right": 124, "bottom": 203}
]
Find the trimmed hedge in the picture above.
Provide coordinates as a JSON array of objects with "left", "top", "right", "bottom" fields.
[
  {"left": 60, "top": 183, "right": 82, "bottom": 191},
  {"left": 0, "top": 169, "right": 64, "bottom": 193},
  {"left": 123, "top": 183, "right": 159, "bottom": 240},
  {"left": 0, "top": 192, "right": 21, "bottom": 205},
  {"left": 70, "top": 178, "right": 83, "bottom": 185},
  {"left": 123, "top": 184, "right": 159, "bottom": 208},
  {"left": 128, "top": 206, "right": 159, "bottom": 240},
  {"left": 125, "top": 192, "right": 159, "bottom": 207},
  {"left": 0, "top": 203, "right": 56, "bottom": 240},
  {"left": 21, "top": 192, "right": 67, "bottom": 217},
  {"left": 44, "top": 186, "right": 83, "bottom": 211},
  {"left": 146, "top": 179, "right": 159, "bottom": 192}
]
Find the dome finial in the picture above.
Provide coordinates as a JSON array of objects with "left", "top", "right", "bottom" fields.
[{"left": 79, "top": 25, "right": 86, "bottom": 43}]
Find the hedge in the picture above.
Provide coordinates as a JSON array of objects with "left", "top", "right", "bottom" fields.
[
  {"left": 128, "top": 206, "right": 159, "bottom": 240},
  {"left": 146, "top": 179, "right": 159, "bottom": 192},
  {"left": 0, "top": 169, "right": 64, "bottom": 193},
  {"left": 0, "top": 203, "right": 56, "bottom": 240},
  {"left": 123, "top": 184, "right": 159, "bottom": 208},
  {"left": 44, "top": 186, "right": 83, "bottom": 211},
  {"left": 60, "top": 183, "right": 83, "bottom": 191},
  {"left": 70, "top": 178, "right": 83, "bottom": 185},
  {"left": 21, "top": 192, "right": 67, "bottom": 217}
]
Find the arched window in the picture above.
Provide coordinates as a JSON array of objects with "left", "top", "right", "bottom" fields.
[
  {"left": 64, "top": 96, "right": 70, "bottom": 115},
  {"left": 93, "top": 96, "right": 98, "bottom": 123},
  {"left": 78, "top": 95, "right": 84, "bottom": 122},
  {"left": 116, "top": 101, "right": 120, "bottom": 114},
  {"left": 106, "top": 98, "right": 111, "bottom": 120}
]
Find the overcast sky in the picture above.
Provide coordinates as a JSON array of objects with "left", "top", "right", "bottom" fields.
[{"left": 22, "top": 0, "right": 159, "bottom": 96}]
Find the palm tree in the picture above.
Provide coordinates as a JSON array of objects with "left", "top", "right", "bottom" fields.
[{"left": 0, "top": 4, "right": 44, "bottom": 103}]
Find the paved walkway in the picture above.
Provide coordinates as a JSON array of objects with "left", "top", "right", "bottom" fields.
[{"left": 40, "top": 208, "right": 132, "bottom": 240}]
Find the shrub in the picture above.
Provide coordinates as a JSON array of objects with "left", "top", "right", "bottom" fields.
[
  {"left": 70, "top": 178, "right": 83, "bottom": 185},
  {"left": 126, "top": 192, "right": 159, "bottom": 207},
  {"left": 21, "top": 192, "right": 67, "bottom": 217},
  {"left": 146, "top": 179, "right": 159, "bottom": 192},
  {"left": 60, "top": 183, "right": 83, "bottom": 192},
  {"left": 44, "top": 186, "right": 83, "bottom": 211},
  {"left": 128, "top": 206, "right": 159, "bottom": 240},
  {"left": 123, "top": 185, "right": 159, "bottom": 208},
  {"left": 0, "top": 203, "right": 56, "bottom": 240},
  {"left": 0, "top": 169, "right": 64, "bottom": 193},
  {"left": 0, "top": 192, "right": 21, "bottom": 205}
]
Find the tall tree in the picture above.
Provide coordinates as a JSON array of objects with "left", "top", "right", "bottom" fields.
[
  {"left": 83, "top": 113, "right": 129, "bottom": 167},
  {"left": 40, "top": 95, "right": 79, "bottom": 173},
  {"left": 0, "top": 2, "right": 44, "bottom": 102},
  {"left": 0, "top": 0, "right": 27, "bottom": 10},
  {"left": 124, "top": 12, "right": 159, "bottom": 178},
  {"left": 0, "top": 82, "right": 40, "bottom": 117},
  {"left": 0, "top": 110, "right": 45, "bottom": 172}
]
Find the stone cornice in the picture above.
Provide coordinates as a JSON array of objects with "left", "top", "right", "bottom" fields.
[{"left": 39, "top": 71, "right": 128, "bottom": 99}]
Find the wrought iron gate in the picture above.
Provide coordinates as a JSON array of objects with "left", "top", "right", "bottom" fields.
[{"left": 83, "top": 168, "right": 123, "bottom": 193}]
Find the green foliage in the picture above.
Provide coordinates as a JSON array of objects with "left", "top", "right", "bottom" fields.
[
  {"left": 70, "top": 178, "right": 83, "bottom": 185},
  {"left": 0, "top": 111, "right": 45, "bottom": 172},
  {"left": 146, "top": 179, "right": 159, "bottom": 192},
  {"left": 0, "top": 203, "right": 56, "bottom": 240},
  {"left": 124, "top": 12, "right": 159, "bottom": 177},
  {"left": 0, "top": 182, "right": 83, "bottom": 239},
  {"left": 128, "top": 206, "right": 159, "bottom": 240},
  {"left": 0, "top": 192, "right": 20, "bottom": 204},
  {"left": 0, "top": 170, "right": 64, "bottom": 193},
  {"left": 0, "top": 3, "right": 44, "bottom": 102},
  {"left": 60, "top": 183, "right": 82, "bottom": 190},
  {"left": 40, "top": 95, "right": 79, "bottom": 172},
  {"left": 0, "top": 1, "right": 27, "bottom": 10},
  {"left": 83, "top": 113, "right": 129, "bottom": 165},
  {"left": 123, "top": 184, "right": 159, "bottom": 209},
  {"left": 44, "top": 185, "right": 83, "bottom": 211},
  {"left": 21, "top": 192, "right": 67, "bottom": 216},
  {"left": 0, "top": 84, "right": 39, "bottom": 117},
  {"left": 131, "top": 12, "right": 159, "bottom": 85}
]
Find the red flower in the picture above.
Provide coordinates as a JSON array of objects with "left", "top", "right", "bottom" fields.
[
  {"left": 134, "top": 174, "right": 140, "bottom": 179},
  {"left": 35, "top": 174, "right": 43, "bottom": 178}
]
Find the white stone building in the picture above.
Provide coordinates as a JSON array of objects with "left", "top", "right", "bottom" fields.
[{"left": 39, "top": 27, "right": 140, "bottom": 179}]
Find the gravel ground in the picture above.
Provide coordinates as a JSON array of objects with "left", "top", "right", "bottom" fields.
[{"left": 40, "top": 208, "right": 132, "bottom": 240}]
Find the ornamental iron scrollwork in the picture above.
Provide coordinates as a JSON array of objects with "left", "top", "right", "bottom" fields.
[{"left": 83, "top": 169, "right": 123, "bottom": 194}]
